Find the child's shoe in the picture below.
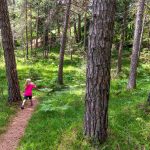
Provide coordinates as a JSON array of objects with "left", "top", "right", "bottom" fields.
[{"left": 21, "top": 106, "right": 24, "bottom": 109}]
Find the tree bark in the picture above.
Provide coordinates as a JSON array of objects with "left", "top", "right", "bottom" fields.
[
  {"left": 138, "top": 8, "right": 146, "bottom": 57},
  {"left": 43, "top": 9, "right": 56, "bottom": 58},
  {"left": 58, "top": 0, "right": 71, "bottom": 85},
  {"left": 57, "top": 19, "right": 61, "bottom": 37},
  {"left": 84, "top": 12, "right": 87, "bottom": 51},
  {"left": 43, "top": 28, "right": 49, "bottom": 58},
  {"left": 78, "top": 14, "right": 81, "bottom": 42},
  {"left": 30, "top": 3, "right": 33, "bottom": 54},
  {"left": 127, "top": 0, "right": 145, "bottom": 89},
  {"left": 84, "top": 0, "right": 116, "bottom": 143},
  {"left": 35, "top": 8, "right": 39, "bottom": 49},
  {"left": 74, "top": 18, "right": 78, "bottom": 43},
  {"left": 117, "top": 2, "right": 128, "bottom": 74},
  {"left": 12, "top": 0, "right": 16, "bottom": 48},
  {"left": 25, "top": 0, "right": 28, "bottom": 59},
  {"left": 0, "top": 0, "right": 22, "bottom": 102}
]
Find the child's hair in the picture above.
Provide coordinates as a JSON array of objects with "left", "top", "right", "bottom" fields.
[{"left": 24, "top": 78, "right": 31, "bottom": 87}]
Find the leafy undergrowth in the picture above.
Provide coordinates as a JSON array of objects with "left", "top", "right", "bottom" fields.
[
  {"left": 17, "top": 49, "right": 150, "bottom": 150},
  {"left": 1, "top": 48, "right": 150, "bottom": 150},
  {"left": 0, "top": 98, "right": 17, "bottom": 135}
]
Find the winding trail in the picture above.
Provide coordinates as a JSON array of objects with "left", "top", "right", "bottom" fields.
[{"left": 0, "top": 98, "right": 38, "bottom": 150}]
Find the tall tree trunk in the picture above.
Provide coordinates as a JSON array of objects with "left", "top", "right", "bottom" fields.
[
  {"left": 74, "top": 18, "right": 78, "bottom": 43},
  {"left": 149, "top": 28, "right": 150, "bottom": 50},
  {"left": 117, "top": 2, "right": 128, "bottom": 74},
  {"left": 84, "top": 0, "right": 116, "bottom": 143},
  {"left": 58, "top": 0, "right": 71, "bottom": 85},
  {"left": 138, "top": 8, "right": 146, "bottom": 57},
  {"left": 30, "top": 3, "right": 33, "bottom": 54},
  {"left": 78, "top": 14, "right": 81, "bottom": 42},
  {"left": 57, "top": 19, "right": 61, "bottom": 37},
  {"left": 35, "top": 8, "right": 39, "bottom": 49},
  {"left": 68, "top": 16, "right": 71, "bottom": 36},
  {"left": 25, "top": 0, "right": 28, "bottom": 59},
  {"left": 43, "top": 28, "right": 49, "bottom": 58},
  {"left": 84, "top": 12, "right": 87, "bottom": 51},
  {"left": 127, "top": 0, "right": 145, "bottom": 89},
  {"left": 12, "top": 0, "right": 16, "bottom": 47},
  {"left": 43, "top": 9, "right": 55, "bottom": 58},
  {"left": 0, "top": 0, "right": 22, "bottom": 102}
]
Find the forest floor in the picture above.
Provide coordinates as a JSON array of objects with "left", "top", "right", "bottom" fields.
[
  {"left": 0, "top": 98, "right": 38, "bottom": 150},
  {"left": 0, "top": 47, "right": 149, "bottom": 150}
]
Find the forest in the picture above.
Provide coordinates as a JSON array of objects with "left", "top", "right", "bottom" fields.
[{"left": 0, "top": 0, "right": 150, "bottom": 149}]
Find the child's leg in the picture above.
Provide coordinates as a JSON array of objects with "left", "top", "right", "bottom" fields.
[
  {"left": 29, "top": 96, "right": 33, "bottom": 106},
  {"left": 21, "top": 96, "right": 27, "bottom": 109},
  {"left": 22, "top": 99, "right": 26, "bottom": 106},
  {"left": 21, "top": 99, "right": 26, "bottom": 109}
]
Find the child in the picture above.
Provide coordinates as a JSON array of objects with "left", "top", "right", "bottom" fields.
[{"left": 21, "top": 79, "right": 36, "bottom": 109}]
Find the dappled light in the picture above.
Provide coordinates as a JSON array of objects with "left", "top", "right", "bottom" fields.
[{"left": 0, "top": 0, "right": 150, "bottom": 149}]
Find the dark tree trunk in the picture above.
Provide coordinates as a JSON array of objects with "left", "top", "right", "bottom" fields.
[
  {"left": 0, "top": 0, "right": 22, "bottom": 102},
  {"left": 138, "top": 9, "right": 146, "bottom": 58},
  {"left": 57, "top": 19, "right": 61, "bottom": 37},
  {"left": 74, "top": 18, "right": 78, "bottom": 43},
  {"left": 147, "top": 93, "right": 150, "bottom": 104},
  {"left": 84, "top": 12, "right": 87, "bottom": 52},
  {"left": 149, "top": 29, "right": 150, "bottom": 50},
  {"left": 78, "top": 14, "right": 81, "bottom": 42},
  {"left": 25, "top": 0, "right": 28, "bottom": 59},
  {"left": 84, "top": 0, "right": 116, "bottom": 143},
  {"left": 68, "top": 16, "right": 71, "bottom": 36},
  {"left": 30, "top": 4, "right": 33, "bottom": 54},
  {"left": 12, "top": 0, "right": 16, "bottom": 47},
  {"left": 127, "top": 0, "right": 145, "bottom": 89},
  {"left": 43, "top": 9, "right": 55, "bottom": 58},
  {"left": 58, "top": 0, "right": 71, "bottom": 85},
  {"left": 35, "top": 8, "right": 39, "bottom": 49},
  {"left": 117, "top": 2, "right": 128, "bottom": 74},
  {"left": 43, "top": 28, "right": 49, "bottom": 58}
]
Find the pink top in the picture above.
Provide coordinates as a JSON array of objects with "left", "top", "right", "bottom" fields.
[{"left": 24, "top": 83, "right": 36, "bottom": 96}]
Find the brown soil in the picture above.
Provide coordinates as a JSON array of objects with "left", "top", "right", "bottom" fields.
[{"left": 0, "top": 98, "right": 38, "bottom": 150}]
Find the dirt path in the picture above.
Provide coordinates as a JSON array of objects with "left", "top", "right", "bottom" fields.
[{"left": 0, "top": 98, "right": 38, "bottom": 150}]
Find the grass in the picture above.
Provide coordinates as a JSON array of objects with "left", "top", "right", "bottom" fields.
[
  {"left": 0, "top": 54, "right": 17, "bottom": 134},
  {"left": 0, "top": 47, "right": 150, "bottom": 149}
]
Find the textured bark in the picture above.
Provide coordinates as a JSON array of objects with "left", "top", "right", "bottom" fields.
[
  {"left": 58, "top": 0, "right": 71, "bottom": 85},
  {"left": 127, "top": 0, "right": 145, "bottom": 89},
  {"left": 0, "top": 0, "right": 22, "bottom": 102},
  {"left": 84, "top": 12, "right": 87, "bottom": 51},
  {"left": 138, "top": 9, "right": 146, "bottom": 58},
  {"left": 12, "top": 0, "right": 16, "bottom": 47},
  {"left": 84, "top": 0, "right": 116, "bottom": 143},
  {"left": 117, "top": 2, "right": 128, "bottom": 74}
]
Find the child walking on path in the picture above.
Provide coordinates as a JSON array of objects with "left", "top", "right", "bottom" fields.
[{"left": 21, "top": 79, "right": 36, "bottom": 109}]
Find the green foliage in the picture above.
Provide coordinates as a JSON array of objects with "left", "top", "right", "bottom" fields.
[
  {"left": 0, "top": 60, "right": 17, "bottom": 134},
  {"left": 18, "top": 49, "right": 150, "bottom": 150},
  {"left": 0, "top": 46, "right": 149, "bottom": 149}
]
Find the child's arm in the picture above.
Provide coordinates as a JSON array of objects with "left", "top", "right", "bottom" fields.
[{"left": 31, "top": 82, "right": 36, "bottom": 88}]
